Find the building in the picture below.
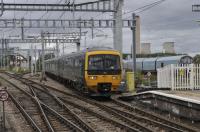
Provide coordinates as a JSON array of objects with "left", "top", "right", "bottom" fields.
[
  {"left": 141, "top": 43, "right": 151, "bottom": 54},
  {"left": 136, "top": 16, "right": 141, "bottom": 54},
  {"left": 163, "top": 42, "right": 175, "bottom": 54}
]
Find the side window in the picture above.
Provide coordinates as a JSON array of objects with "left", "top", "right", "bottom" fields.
[
  {"left": 71, "top": 58, "right": 73, "bottom": 66},
  {"left": 70, "top": 58, "right": 74, "bottom": 67},
  {"left": 69, "top": 59, "right": 72, "bottom": 66},
  {"left": 65, "top": 58, "right": 69, "bottom": 66},
  {"left": 161, "top": 62, "right": 164, "bottom": 68},
  {"left": 75, "top": 57, "right": 81, "bottom": 67}
]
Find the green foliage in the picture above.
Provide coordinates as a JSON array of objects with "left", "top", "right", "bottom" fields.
[
  {"left": 135, "top": 72, "right": 157, "bottom": 87},
  {"left": 193, "top": 54, "right": 200, "bottom": 64},
  {"left": 9, "top": 67, "right": 29, "bottom": 74},
  {"left": 135, "top": 72, "right": 144, "bottom": 85}
]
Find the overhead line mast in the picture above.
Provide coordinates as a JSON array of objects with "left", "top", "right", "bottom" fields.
[
  {"left": 0, "top": 0, "right": 115, "bottom": 13},
  {"left": 192, "top": 5, "right": 200, "bottom": 12},
  {"left": 0, "top": 19, "right": 133, "bottom": 28},
  {"left": 0, "top": 0, "right": 126, "bottom": 80}
]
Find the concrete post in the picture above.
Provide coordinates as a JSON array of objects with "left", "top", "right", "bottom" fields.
[
  {"left": 135, "top": 16, "right": 141, "bottom": 54},
  {"left": 131, "top": 13, "right": 136, "bottom": 73},
  {"left": 113, "top": 0, "right": 123, "bottom": 53}
]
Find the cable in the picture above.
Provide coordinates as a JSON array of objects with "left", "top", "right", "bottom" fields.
[
  {"left": 2, "top": 0, "right": 168, "bottom": 41},
  {"left": 83, "top": 0, "right": 167, "bottom": 40},
  {"left": 90, "top": 0, "right": 166, "bottom": 22},
  {"left": 24, "top": 0, "right": 65, "bottom": 35},
  {"left": 124, "top": 0, "right": 166, "bottom": 16},
  {"left": 53, "top": 0, "right": 70, "bottom": 33}
]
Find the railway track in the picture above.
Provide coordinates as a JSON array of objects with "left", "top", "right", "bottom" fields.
[
  {"left": 1, "top": 74, "right": 86, "bottom": 132},
  {"left": 1, "top": 72, "right": 200, "bottom": 132},
  {"left": 0, "top": 72, "right": 139, "bottom": 132},
  {"left": 108, "top": 98, "right": 200, "bottom": 132},
  {"left": 59, "top": 92, "right": 199, "bottom": 132}
]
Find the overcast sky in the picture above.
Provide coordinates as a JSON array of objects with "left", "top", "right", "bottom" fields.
[{"left": 1, "top": 0, "right": 200, "bottom": 54}]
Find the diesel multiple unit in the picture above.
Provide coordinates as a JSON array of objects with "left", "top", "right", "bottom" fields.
[{"left": 45, "top": 48, "right": 122, "bottom": 96}]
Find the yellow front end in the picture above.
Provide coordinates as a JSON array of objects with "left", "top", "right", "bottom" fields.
[{"left": 85, "top": 50, "right": 122, "bottom": 94}]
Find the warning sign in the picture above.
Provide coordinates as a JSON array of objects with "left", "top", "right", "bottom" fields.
[{"left": 0, "top": 90, "right": 8, "bottom": 101}]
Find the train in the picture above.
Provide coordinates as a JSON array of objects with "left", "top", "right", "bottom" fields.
[
  {"left": 45, "top": 47, "right": 123, "bottom": 96},
  {"left": 123, "top": 55, "right": 193, "bottom": 73}
]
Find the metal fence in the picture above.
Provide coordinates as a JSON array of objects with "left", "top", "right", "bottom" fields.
[{"left": 157, "top": 64, "right": 200, "bottom": 90}]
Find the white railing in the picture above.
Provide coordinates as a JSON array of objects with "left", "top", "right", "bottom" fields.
[{"left": 157, "top": 64, "right": 200, "bottom": 90}]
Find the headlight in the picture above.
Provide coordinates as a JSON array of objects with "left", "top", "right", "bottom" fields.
[
  {"left": 120, "top": 81, "right": 125, "bottom": 84},
  {"left": 89, "top": 76, "right": 97, "bottom": 80},
  {"left": 112, "top": 76, "right": 118, "bottom": 80}
]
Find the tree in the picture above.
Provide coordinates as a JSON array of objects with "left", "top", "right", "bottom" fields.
[{"left": 193, "top": 54, "right": 200, "bottom": 64}]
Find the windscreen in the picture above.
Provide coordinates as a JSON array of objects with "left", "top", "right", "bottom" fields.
[{"left": 88, "top": 54, "right": 121, "bottom": 75}]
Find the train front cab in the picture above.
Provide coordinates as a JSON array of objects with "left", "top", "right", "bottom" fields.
[{"left": 84, "top": 50, "right": 122, "bottom": 96}]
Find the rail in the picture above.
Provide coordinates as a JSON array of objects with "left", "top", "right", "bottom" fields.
[
  {"left": 0, "top": 74, "right": 86, "bottom": 132},
  {"left": 3, "top": 72, "right": 199, "bottom": 132}
]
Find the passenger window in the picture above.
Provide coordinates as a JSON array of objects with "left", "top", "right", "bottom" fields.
[
  {"left": 75, "top": 59, "right": 79, "bottom": 67},
  {"left": 65, "top": 59, "right": 69, "bottom": 65},
  {"left": 161, "top": 63, "right": 164, "bottom": 67}
]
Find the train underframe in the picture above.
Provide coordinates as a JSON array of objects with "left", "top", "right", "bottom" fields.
[{"left": 45, "top": 72, "right": 113, "bottom": 97}]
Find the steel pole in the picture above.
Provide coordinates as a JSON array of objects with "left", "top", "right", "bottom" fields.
[
  {"left": 2, "top": 39, "right": 5, "bottom": 69},
  {"left": 56, "top": 41, "right": 59, "bottom": 58},
  {"left": 41, "top": 32, "right": 45, "bottom": 80},
  {"left": 38, "top": 51, "right": 41, "bottom": 71},
  {"left": 131, "top": 13, "right": 136, "bottom": 90},
  {"left": 27, "top": 50, "right": 30, "bottom": 71},
  {"left": 21, "top": 18, "right": 24, "bottom": 40},
  {"left": 34, "top": 45, "right": 37, "bottom": 74},
  {"left": 30, "top": 44, "right": 33, "bottom": 76},
  {"left": 131, "top": 13, "right": 136, "bottom": 73},
  {"left": 62, "top": 43, "right": 64, "bottom": 55},
  {"left": 3, "top": 101, "right": 5, "bottom": 132},
  {"left": 1, "top": 38, "right": 3, "bottom": 69},
  {"left": 113, "top": 0, "right": 123, "bottom": 53}
]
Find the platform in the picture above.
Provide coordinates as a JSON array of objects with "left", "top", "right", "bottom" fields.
[{"left": 119, "top": 90, "right": 200, "bottom": 121}]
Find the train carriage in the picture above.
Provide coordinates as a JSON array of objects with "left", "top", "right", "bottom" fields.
[
  {"left": 123, "top": 55, "right": 193, "bottom": 73},
  {"left": 45, "top": 47, "right": 123, "bottom": 96}
]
